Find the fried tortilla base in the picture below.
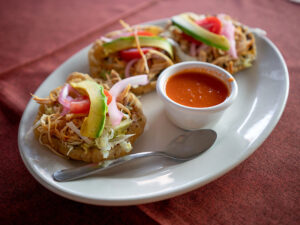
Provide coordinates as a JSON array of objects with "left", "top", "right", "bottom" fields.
[
  {"left": 88, "top": 25, "right": 173, "bottom": 95},
  {"left": 170, "top": 15, "right": 257, "bottom": 74},
  {"left": 34, "top": 92, "right": 146, "bottom": 163}
]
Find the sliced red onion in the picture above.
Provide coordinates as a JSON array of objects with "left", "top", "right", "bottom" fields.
[
  {"left": 59, "top": 84, "right": 71, "bottom": 108},
  {"left": 108, "top": 75, "right": 148, "bottom": 126},
  {"left": 218, "top": 14, "right": 237, "bottom": 58},
  {"left": 189, "top": 42, "right": 197, "bottom": 57},
  {"left": 125, "top": 59, "right": 138, "bottom": 78},
  {"left": 58, "top": 84, "right": 71, "bottom": 115},
  {"left": 109, "top": 75, "right": 148, "bottom": 97},
  {"left": 58, "top": 84, "right": 84, "bottom": 116},
  {"left": 108, "top": 98, "right": 124, "bottom": 126}
]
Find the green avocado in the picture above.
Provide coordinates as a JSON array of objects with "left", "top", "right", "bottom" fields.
[
  {"left": 70, "top": 80, "right": 107, "bottom": 138},
  {"left": 113, "top": 118, "right": 132, "bottom": 136},
  {"left": 172, "top": 14, "right": 230, "bottom": 51},
  {"left": 102, "top": 36, "right": 173, "bottom": 59}
]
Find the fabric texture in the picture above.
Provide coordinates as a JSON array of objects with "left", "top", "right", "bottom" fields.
[{"left": 0, "top": 0, "right": 299, "bottom": 224}]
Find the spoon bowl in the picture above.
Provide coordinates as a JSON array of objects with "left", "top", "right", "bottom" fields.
[{"left": 53, "top": 129, "right": 217, "bottom": 182}]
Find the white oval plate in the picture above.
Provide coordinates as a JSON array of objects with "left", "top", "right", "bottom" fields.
[{"left": 18, "top": 19, "right": 289, "bottom": 206}]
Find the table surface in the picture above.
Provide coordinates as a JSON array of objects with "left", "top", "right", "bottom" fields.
[{"left": 1, "top": 0, "right": 299, "bottom": 224}]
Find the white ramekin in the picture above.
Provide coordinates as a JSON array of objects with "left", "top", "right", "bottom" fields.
[{"left": 156, "top": 61, "right": 238, "bottom": 130}]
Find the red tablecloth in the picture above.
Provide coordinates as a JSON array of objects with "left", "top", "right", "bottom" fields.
[{"left": 1, "top": 0, "right": 299, "bottom": 224}]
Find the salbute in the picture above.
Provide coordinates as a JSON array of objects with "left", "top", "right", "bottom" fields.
[{"left": 166, "top": 70, "right": 229, "bottom": 108}]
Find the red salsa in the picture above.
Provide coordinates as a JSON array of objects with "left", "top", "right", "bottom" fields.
[{"left": 166, "top": 70, "right": 229, "bottom": 108}]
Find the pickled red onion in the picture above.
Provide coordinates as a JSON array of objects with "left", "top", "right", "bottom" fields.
[
  {"left": 58, "top": 84, "right": 86, "bottom": 115},
  {"left": 218, "top": 14, "right": 237, "bottom": 58},
  {"left": 108, "top": 75, "right": 148, "bottom": 126},
  {"left": 59, "top": 84, "right": 71, "bottom": 108},
  {"left": 124, "top": 59, "right": 138, "bottom": 78}
]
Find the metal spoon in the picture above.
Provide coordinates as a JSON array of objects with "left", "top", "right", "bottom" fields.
[{"left": 53, "top": 129, "right": 217, "bottom": 182}]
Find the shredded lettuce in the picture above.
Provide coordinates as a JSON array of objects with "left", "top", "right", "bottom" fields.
[
  {"left": 95, "top": 117, "right": 134, "bottom": 158},
  {"left": 113, "top": 118, "right": 132, "bottom": 136},
  {"left": 95, "top": 127, "right": 115, "bottom": 151},
  {"left": 119, "top": 142, "right": 132, "bottom": 153}
]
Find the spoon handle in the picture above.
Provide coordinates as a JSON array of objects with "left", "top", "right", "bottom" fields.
[{"left": 53, "top": 151, "right": 181, "bottom": 182}]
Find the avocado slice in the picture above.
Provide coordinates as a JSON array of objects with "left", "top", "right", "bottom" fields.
[
  {"left": 70, "top": 80, "right": 107, "bottom": 138},
  {"left": 102, "top": 36, "right": 173, "bottom": 59},
  {"left": 172, "top": 13, "right": 230, "bottom": 51}
]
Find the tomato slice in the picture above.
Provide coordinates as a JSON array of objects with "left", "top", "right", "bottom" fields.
[
  {"left": 130, "top": 31, "right": 154, "bottom": 37},
  {"left": 119, "top": 31, "right": 154, "bottom": 61},
  {"left": 196, "top": 17, "right": 222, "bottom": 34},
  {"left": 119, "top": 47, "right": 152, "bottom": 61},
  {"left": 69, "top": 90, "right": 112, "bottom": 114},
  {"left": 104, "top": 89, "right": 112, "bottom": 105},
  {"left": 70, "top": 97, "right": 90, "bottom": 114},
  {"left": 181, "top": 16, "right": 222, "bottom": 44}
]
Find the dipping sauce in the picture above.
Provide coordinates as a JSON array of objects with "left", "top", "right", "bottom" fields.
[{"left": 166, "top": 71, "right": 229, "bottom": 108}]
